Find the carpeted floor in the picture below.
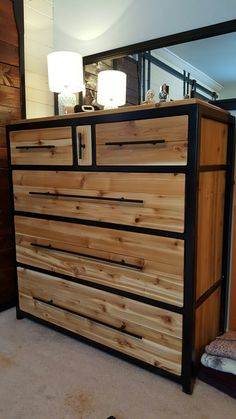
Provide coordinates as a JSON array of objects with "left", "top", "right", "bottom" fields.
[{"left": 0, "top": 308, "right": 235, "bottom": 419}]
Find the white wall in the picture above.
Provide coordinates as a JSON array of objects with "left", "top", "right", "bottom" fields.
[
  {"left": 54, "top": 0, "right": 236, "bottom": 56},
  {"left": 219, "top": 84, "right": 236, "bottom": 100},
  {"left": 24, "top": 0, "right": 54, "bottom": 118}
]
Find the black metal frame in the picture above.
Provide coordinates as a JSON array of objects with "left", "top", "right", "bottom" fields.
[
  {"left": 219, "top": 116, "right": 236, "bottom": 329},
  {"left": 209, "top": 98, "right": 236, "bottom": 111},
  {"left": 6, "top": 102, "right": 235, "bottom": 394},
  {"left": 54, "top": 20, "right": 236, "bottom": 113},
  {"left": 181, "top": 106, "right": 200, "bottom": 394},
  {"left": 83, "top": 20, "right": 236, "bottom": 65},
  {"left": 140, "top": 52, "right": 215, "bottom": 102},
  {"left": 82, "top": 19, "right": 236, "bottom": 112}
]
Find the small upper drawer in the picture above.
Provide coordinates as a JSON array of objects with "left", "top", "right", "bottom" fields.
[
  {"left": 76, "top": 126, "right": 92, "bottom": 166},
  {"left": 96, "top": 115, "right": 188, "bottom": 166},
  {"left": 10, "top": 126, "right": 73, "bottom": 166}
]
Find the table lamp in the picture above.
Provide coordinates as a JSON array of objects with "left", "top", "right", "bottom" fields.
[
  {"left": 97, "top": 70, "right": 127, "bottom": 109},
  {"left": 47, "top": 51, "right": 84, "bottom": 114}
]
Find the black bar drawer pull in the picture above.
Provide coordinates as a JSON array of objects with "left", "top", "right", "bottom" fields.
[
  {"left": 30, "top": 242, "right": 143, "bottom": 271},
  {"left": 78, "top": 132, "right": 86, "bottom": 159},
  {"left": 105, "top": 139, "right": 166, "bottom": 147},
  {"left": 15, "top": 145, "right": 55, "bottom": 149},
  {"left": 32, "top": 296, "right": 141, "bottom": 339},
  {"left": 33, "top": 297, "right": 53, "bottom": 305},
  {"left": 28, "top": 191, "right": 143, "bottom": 204}
]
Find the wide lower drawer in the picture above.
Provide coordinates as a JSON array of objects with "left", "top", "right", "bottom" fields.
[
  {"left": 10, "top": 126, "right": 73, "bottom": 166},
  {"left": 18, "top": 267, "right": 182, "bottom": 375},
  {"left": 13, "top": 171, "right": 185, "bottom": 233},
  {"left": 96, "top": 115, "right": 188, "bottom": 166},
  {"left": 15, "top": 216, "right": 184, "bottom": 307}
]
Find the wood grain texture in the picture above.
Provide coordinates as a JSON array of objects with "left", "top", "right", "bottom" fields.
[
  {"left": 0, "top": 148, "right": 7, "bottom": 167},
  {"left": 196, "top": 171, "right": 226, "bottom": 299},
  {"left": 18, "top": 268, "right": 182, "bottom": 342},
  {"left": 0, "top": 104, "right": 20, "bottom": 125},
  {"left": 0, "top": 0, "right": 18, "bottom": 46},
  {"left": 0, "top": 63, "right": 20, "bottom": 88},
  {"left": 76, "top": 126, "right": 92, "bottom": 165},
  {"left": 0, "top": 127, "right": 7, "bottom": 148},
  {"left": 15, "top": 216, "right": 184, "bottom": 307},
  {"left": 10, "top": 127, "right": 73, "bottom": 165},
  {"left": 0, "top": 84, "right": 20, "bottom": 108},
  {"left": 18, "top": 267, "right": 182, "bottom": 375},
  {"left": 113, "top": 56, "right": 139, "bottom": 105},
  {"left": 195, "top": 287, "right": 221, "bottom": 363},
  {"left": 0, "top": 127, "right": 7, "bottom": 167},
  {"left": 0, "top": 40, "right": 19, "bottom": 66},
  {"left": 12, "top": 171, "right": 185, "bottom": 232},
  {"left": 96, "top": 116, "right": 188, "bottom": 166},
  {"left": 200, "top": 118, "right": 228, "bottom": 165},
  {"left": 11, "top": 99, "right": 229, "bottom": 126}
]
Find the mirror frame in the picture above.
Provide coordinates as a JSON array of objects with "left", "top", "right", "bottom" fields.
[{"left": 83, "top": 19, "right": 236, "bottom": 110}]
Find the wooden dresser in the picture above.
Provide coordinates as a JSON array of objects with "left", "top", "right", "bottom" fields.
[{"left": 7, "top": 99, "right": 235, "bottom": 393}]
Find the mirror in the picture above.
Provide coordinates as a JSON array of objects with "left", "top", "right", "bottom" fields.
[{"left": 82, "top": 20, "right": 236, "bottom": 109}]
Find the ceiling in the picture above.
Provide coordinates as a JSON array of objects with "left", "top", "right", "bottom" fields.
[{"left": 54, "top": 0, "right": 236, "bottom": 57}]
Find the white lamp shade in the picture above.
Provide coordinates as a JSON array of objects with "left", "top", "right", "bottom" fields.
[
  {"left": 97, "top": 70, "right": 127, "bottom": 108},
  {"left": 47, "top": 51, "right": 83, "bottom": 93}
]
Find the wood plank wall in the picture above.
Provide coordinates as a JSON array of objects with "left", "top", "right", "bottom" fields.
[
  {"left": 24, "top": 0, "right": 54, "bottom": 118},
  {"left": 0, "top": 0, "right": 21, "bottom": 308}
]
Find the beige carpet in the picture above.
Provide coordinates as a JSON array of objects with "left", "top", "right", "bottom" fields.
[{"left": 0, "top": 308, "right": 235, "bottom": 419}]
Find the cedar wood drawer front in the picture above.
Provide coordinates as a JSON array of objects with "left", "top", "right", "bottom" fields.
[
  {"left": 15, "top": 216, "right": 184, "bottom": 307},
  {"left": 18, "top": 267, "right": 182, "bottom": 375},
  {"left": 200, "top": 118, "right": 228, "bottom": 165},
  {"left": 76, "top": 126, "right": 92, "bottom": 166},
  {"left": 96, "top": 115, "right": 188, "bottom": 165},
  {"left": 13, "top": 171, "right": 185, "bottom": 233},
  {"left": 10, "top": 127, "right": 73, "bottom": 165}
]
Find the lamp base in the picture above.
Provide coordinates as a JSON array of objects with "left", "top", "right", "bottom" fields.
[
  {"left": 58, "top": 92, "right": 76, "bottom": 115},
  {"left": 104, "top": 105, "right": 118, "bottom": 110}
]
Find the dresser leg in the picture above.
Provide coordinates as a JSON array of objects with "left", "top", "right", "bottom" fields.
[
  {"left": 16, "top": 307, "right": 24, "bottom": 320},
  {"left": 182, "top": 377, "right": 195, "bottom": 395}
]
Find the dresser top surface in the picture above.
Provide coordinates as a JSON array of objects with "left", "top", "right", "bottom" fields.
[{"left": 10, "top": 98, "right": 229, "bottom": 126}]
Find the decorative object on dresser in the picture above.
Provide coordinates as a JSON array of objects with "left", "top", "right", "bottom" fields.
[{"left": 6, "top": 99, "right": 235, "bottom": 394}]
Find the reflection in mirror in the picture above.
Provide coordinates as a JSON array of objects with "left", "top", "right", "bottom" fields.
[
  {"left": 83, "top": 31, "right": 236, "bottom": 107},
  {"left": 84, "top": 56, "right": 140, "bottom": 106}
]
